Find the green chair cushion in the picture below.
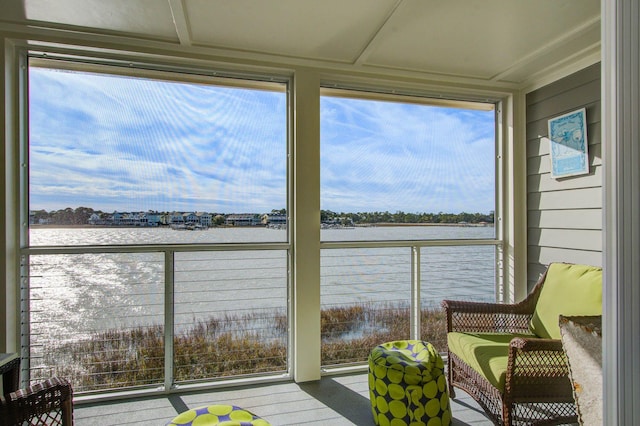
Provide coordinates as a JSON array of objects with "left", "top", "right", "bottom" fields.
[
  {"left": 447, "top": 332, "right": 532, "bottom": 391},
  {"left": 529, "top": 263, "right": 602, "bottom": 339}
]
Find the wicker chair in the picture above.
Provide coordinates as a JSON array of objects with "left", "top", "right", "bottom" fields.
[
  {"left": 442, "top": 263, "right": 602, "bottom": 426},
  {"left": 0, "top": 377, "right": 74, "bottom": 426}
]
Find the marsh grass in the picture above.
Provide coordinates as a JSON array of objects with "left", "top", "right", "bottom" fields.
[
  {"left": 43, "top": 303, "right": 447, "bottom": 392},
  {"left": 321, "top": 303, "right": 447, "bottom": 365}
]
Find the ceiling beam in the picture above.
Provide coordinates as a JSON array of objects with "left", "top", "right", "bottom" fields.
[
  {"left": 490, "top": 15, "right": 600, "bottom": 83},
  {"left": 353, "top": 0, "right": 404, "bottom": 67},
  {"left": 168, "top": 0, "right": 191, "bottom": 46}
]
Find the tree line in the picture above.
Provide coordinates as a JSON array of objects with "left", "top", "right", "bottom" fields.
[
  {"left": 31, "top": 207, "right": 97, "bottom": 225},
  {"left": 321, "top": 210, "right": 494, "bottom": 225},
  {"left": 30, "top": 207, "right": 494, "bottom": 226}
]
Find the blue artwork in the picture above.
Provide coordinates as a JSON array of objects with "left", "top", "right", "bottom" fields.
[{"left": 548, "top": 108, "right": 589, "bottom": 178}]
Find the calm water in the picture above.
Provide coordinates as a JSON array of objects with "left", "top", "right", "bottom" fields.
[
  {"left": 27, "top": 225, "right": 497, "bottom": 343},
  {"left": 29, "top": 224, "right": 494, "bottom": 245}
]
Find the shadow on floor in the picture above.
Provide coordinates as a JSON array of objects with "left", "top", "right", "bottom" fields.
[
  {"left": 167, "top": 394, "right": 189, "bottom": 416},
  {"left": 299, "top": 377, "right": 373, "bottom": 425},
  {"left": 299, "top": 376, "right": 488, "bottom": 426},
  {"left": 450, "top": 394, "right": 491, "bottom": 425}
]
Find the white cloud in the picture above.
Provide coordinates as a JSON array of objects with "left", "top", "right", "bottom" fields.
[
  {"left": 29, "top": 68, "right": 287, "bottom": 213},
  {"left": 29, "top": 67, "right": 495, "bottom": 214},
  {"left": 320, "top": 96, "right": 495, "bottom": 213}
]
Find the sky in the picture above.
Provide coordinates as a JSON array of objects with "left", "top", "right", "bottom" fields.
[{"left": 29, "top": 67, "right": 495, "bottom": 215}]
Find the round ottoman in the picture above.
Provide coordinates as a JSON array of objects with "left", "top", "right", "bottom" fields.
[
  {"left": 166, "top": 404, "right": 270, "bottom": 426},
  {"left": 368, "top": 340, "right": 451, "bottom": 426}
]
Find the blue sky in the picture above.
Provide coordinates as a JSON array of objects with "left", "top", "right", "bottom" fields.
[
  {"left": 321, "top": 96, "right": 495, "bottom": 214},
  {"left": 29, "top": 67, "right": 495, "bottom": 214}
]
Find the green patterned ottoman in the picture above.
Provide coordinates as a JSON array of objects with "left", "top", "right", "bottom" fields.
[
  {"left": 166, "top": 404, "right": 270, "bottom": 426},
  {"left": 368, "top": 340, "right": 451, "bottom": 426}
]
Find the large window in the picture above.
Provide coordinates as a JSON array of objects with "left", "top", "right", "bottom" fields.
[
  {"left": 28, "top": 65, "right": 287, "bottom": 244},
  {"left": 19, "top": 56, "right": 504, "bottom": 391},
  {"left": 320, "top": 90, "right": 496, "bottom": 235},
  {"left": 319, "top": 89, "right": 500, "bottom": 366},
  {"left": 23, "top": 60, "right": 289, "bottom": 393}
]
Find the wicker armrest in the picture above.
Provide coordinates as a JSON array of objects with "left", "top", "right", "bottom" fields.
[
  {"left": 509, "top": 337, "right": 564, "bottom": 352},
  {"left": 0, "top": 377, "right": 74, "bottom": 426},
  {"left": 441, "top": 299, "right": 515, "bottom": 313},
  {"left": 442, "top": 299, "right": 535, "bottom": 333},
  {"left": 506, "top": 336, "right": 571, "bottom": 401}
]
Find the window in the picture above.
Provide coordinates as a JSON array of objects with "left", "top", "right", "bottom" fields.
[
  {"left": 18, "top": 55, "right": 504, "bottom": 390},
  {"left": 319, "top": 89, "right": 500, "bottom": 366},
  {"left": 320, "top": 89, "right": 495, "bottom": 237},
  {"left": 28, "top": 65, "right": 287, "bottom": 244},
  {"left": 23, "top": 60, "right": 289, "bottom": 393}
]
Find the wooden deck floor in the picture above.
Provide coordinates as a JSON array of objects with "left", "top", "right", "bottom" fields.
[{"left": 74, "top": 373, "right": 492, "bottom": 425}]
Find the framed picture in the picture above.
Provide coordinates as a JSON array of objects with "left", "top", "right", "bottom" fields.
[{"left": 547, "top": 108, "right": 589, "bottom": 178}]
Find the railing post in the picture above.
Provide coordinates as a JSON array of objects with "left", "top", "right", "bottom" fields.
[
  {"left": 19, "top": 254, "right": 30, "bottom": 387},
  {"left": 495, "top": 244, "right": 504, "bottom": 303},
  {"left": 411, "top": 246, "right": 420, "bottom": 340},
  {"left": 164, "top": 250, "right": 175, "bottom": 391}
]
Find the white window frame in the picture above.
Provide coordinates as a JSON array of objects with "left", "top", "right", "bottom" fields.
[
  {"left": 18, "top": 51, "right": 295, "bottom": 396},
  {"left": 1, "top": 39, "right": 522, "bottom": 397}
]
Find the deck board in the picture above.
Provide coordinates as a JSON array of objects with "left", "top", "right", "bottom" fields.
[{"left": 74, "top": 373, "right": 492, "bottom": 425}]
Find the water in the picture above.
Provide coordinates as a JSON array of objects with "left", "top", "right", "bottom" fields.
[
  {"left": 26, "top": 225, "right": 497, "bottom": 343},
  {"left": 29, "top": 224, "right": 494, "bottom": 245}
]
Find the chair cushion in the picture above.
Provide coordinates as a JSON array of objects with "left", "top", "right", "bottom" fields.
[
  {"left": 447, "top": 332, "right": 532, "bottom": 391},
  {"left": 529, "top": 263, "right": 602, "bottom": 339}
]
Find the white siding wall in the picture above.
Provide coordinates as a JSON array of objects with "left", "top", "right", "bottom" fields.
[{"left": 525, "top": 64, "right": 602, "bottom": 289}]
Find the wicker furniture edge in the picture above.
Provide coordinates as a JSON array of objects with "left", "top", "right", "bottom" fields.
[
  {"left": 442, "top": 269, "right": 577, "bottom": 426},
  {"left": 0, "top": 355, "right": 20, "bottom": 394},
  {"left": 0, "top": 377, "right": 74, "bottom": 426}
]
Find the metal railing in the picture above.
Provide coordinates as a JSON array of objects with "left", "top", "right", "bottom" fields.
[
  {"left": 21, "top": 237, "right": 501, "bottom": 394},
  {"left": 320, "top": 239, "right": 501, "bottom": 367},
  {"left": 21, "top": 243, "right": 289, "bottom": 395}
]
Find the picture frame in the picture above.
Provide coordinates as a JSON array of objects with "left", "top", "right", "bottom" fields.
[{"left": 547, "top": 108, "right": 589, "bottom": 179}]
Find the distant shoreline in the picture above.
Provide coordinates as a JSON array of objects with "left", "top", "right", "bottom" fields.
[
  {"left": 30, "top": 222, "right": 493, "bottom": 229},
  {"left": 360, "top": 222, "right": 492, "bottom": 227}
]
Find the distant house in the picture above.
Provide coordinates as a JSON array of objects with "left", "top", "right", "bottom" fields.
[
  {"left": 112, "top": 211, "right": 138, "bottom": 225},
  {"left": 132, "top": 212, "right": 147, "bottom": 226},
  {"left": 112, "top": 212, "right": 125, "bottom": 225},
  {"left": 88, "top": 213, "right": 101, "bottom": 225},
  {"left": 123, "top": 213, "right": 135, "bottom": 225},
  {"left": 132, "top": 212, "right": 161, "bottom": 226},
  {"left": 169, "top": 212, "right": 184, "bottom": 224},
  {"left": 145, "top": 212, "right": 163, "bottom": 226},
  {"left": 183, "top": 212, "right": 198, "bottom": 223},
  {"left": 196, "top": 212, "right": 212, "bottom": 227},
  {"left": 225, "top": 213, "right": 260, "bottom": 226},
  {"left": 262, "top": 213, "right": 287, "bottom": 226}
]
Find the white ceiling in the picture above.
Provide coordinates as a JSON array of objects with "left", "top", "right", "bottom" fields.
[{"left": 0, "top": 0, "right": 601, "bottom": 86}]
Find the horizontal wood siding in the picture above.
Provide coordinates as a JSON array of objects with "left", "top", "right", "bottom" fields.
[{"left": 525, "top": 63, "right": 602, "bottom": 290}]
